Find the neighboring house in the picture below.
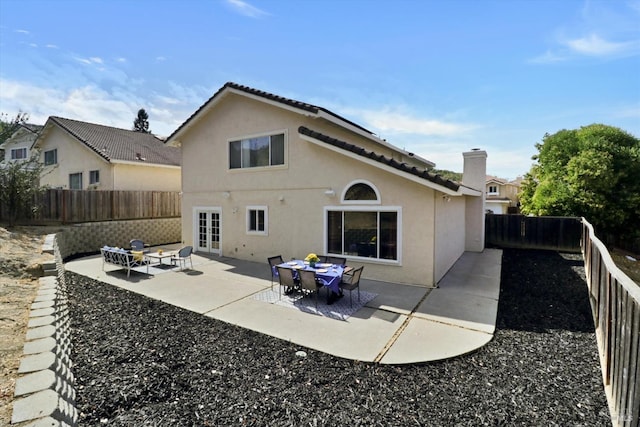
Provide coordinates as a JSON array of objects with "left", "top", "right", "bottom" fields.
[
  {"left": 485, "top": 175, "right": 522, "bottom": 214},
  {"left": 0, "top": 123, "right": 43, "bottom": 163},
  {"left": 34, "top": 116, "right": 181, "bottom": 191},
  {"left": 166, "top": 82, "right": 486, "bottom": 287}
]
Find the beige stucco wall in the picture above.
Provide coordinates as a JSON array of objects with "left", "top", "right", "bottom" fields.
[
  {"left": 434, "top": 195, "right": 466, "bottom": 282},
  {"left": 2, "top": 129, "right": 37, "bottom": 162},
  {"left": 112, "top": 163, "right": 180, "bottom": 191},
  {"left": 178, "top": 93, "right": 469, "bottom": 287},
  {"left": 38, "top": 125, "right": 180, "bottom": 191}
]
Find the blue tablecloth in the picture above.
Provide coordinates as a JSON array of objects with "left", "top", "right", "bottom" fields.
[{"left": 276, "top": 260, "right": 344, "bottom": 294}]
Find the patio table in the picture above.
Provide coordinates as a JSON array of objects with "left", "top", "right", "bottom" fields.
[
  {"left": 277, "top": 260, "right": 344, "bottom": 295},
  {"left": 146, "top": 251, "right": 175, "bottom": 266}
]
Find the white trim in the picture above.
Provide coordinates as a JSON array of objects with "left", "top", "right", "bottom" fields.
[
  {"left": 193, "top": 206, "right": 223, "bottom": 255},
  {"left": 341, "top": 179, "right": 381, "bottom": 205},
  {"left": 323, "top": 205, "right": 402, "bottom": 265},
  {"left": 246, "top": 205, "right": 268, "bottom": 236}
]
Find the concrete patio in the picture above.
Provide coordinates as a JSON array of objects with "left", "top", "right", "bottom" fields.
[{"left": 64, "top": 248, "right": 502, "bottom": 364}]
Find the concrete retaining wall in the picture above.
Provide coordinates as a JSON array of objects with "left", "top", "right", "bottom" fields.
[{"left": 11, "top": 218, "right": 181, "bottom": 426}]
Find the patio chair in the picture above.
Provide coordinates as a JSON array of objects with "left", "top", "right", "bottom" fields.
[
  {"left": 267, "top": 255, "right": 284, "bottom": 290},
  {"left": 130, "top": 239, "right": 150, "bottom": 253},
  {"left": 171, "top": 246, "right": 193, "bottom": 270},
  {"left": 340, "top": 266, "right": 364, "bottom": 307},
  {"left": 298, "top": 269, "right": 323, "bottom": 309},
  {"left": 326, "top": 256, "right": 347, "bottom": 266},
  {"left": 276, "top": 266, "right": 298, "bottom": 299}
]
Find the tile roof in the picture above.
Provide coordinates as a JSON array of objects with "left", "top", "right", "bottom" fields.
[
  {"left": 167, "top": 82, "right": 375, "bottom": 142},
  {"left": 47, "top": 116, "right": 180, "bottom": 166},
  {"left": 298, "top": 126, "right": 460, "bottom": 192}
]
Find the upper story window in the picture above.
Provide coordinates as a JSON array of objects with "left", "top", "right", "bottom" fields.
[
  {"left": 44, "top": 149, "right": 58, "bottom": 166},
  {"left": 89, "top": 170, "right": 100, "bottom": 185},
  {"left": 69, "top": 172, "right": 82, "bottom": 190},
  {"left": 487, "top": 185, "right": 498, "bottom": 195},
  {"left": 229, "top": 132, "right": 285, "bottom": 169},
  {"left": 10, "top": 147, "right": 27, "bottom": 160}
]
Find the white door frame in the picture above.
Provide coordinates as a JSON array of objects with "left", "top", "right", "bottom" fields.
[{"left": 193, "top": 207, "right": 222, "bottom": 255}]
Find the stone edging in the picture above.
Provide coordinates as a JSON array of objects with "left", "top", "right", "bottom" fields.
[{"left": 11, "top": 235, "right": 78, "bottom": 426}]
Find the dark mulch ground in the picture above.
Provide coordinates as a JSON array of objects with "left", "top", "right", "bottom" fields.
[{"left": 67, "top": 249, "right": 611, "bottom": 426}]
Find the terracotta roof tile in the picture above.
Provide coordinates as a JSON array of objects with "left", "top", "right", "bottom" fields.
[{"left": 167, "top": 82, "right": 375, "bottom": 142}]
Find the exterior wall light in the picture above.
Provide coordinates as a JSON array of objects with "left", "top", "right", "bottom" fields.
[{"left": 324, "top": 189, "right": 336, "bottom": 197}]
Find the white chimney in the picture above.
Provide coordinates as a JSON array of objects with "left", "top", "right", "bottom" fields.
[{"left": 462, "top": 149, "right": 487, "bottom": 252}]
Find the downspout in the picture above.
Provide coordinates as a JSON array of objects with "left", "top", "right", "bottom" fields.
[{"left": 432, "top": 190, "right": 438, "bottom": 287}]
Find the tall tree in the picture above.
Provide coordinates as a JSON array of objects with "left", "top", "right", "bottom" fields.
[
  {"left": 520, "top": 124, "right": 640, "bottom": 241},
  {"left": 133, "top": 108, "right": 150, "bottom": 133},
  {"left": 0, "top": 112, "right": 46, "bottom": 224}
]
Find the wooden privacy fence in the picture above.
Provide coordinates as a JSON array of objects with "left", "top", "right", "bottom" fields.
[
  {"left": 485, "top": 214, "right": 582, "bottom": 252},
  {"left": 582, "top": 219, "right": 640, "bottom": 427},
  {"left": 0, "top": 189, "right": 181, "bottom": 223}
]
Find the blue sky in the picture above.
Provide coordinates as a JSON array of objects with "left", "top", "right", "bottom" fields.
[{"left": 1, "top": 0, "right": 639, "bottom": 179}]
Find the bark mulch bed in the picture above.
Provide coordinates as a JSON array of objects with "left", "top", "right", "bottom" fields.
[{"left": 67, "top": 249, "right": 610, "bottom": 426}]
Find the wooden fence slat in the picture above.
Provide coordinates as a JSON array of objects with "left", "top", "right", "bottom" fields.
[{"left": 0, "top": 189, "right": 181, "bottom": 224}]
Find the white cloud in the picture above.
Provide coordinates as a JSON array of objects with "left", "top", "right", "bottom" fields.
[
  {"left": 46, "top": 44, "right": 59, "bottom": 49},
  {"left": 225, "top": 0, "right": 270, "bottom": 18},
  {"left": 528, "top": 50, "right": 568, "bottom": 64},
  {"left": 89, "top": 56, "right": 103, "bottom": 64},
  {"left": 156, "top": 56, "right": 167, "bottom": 62},
  {"left": 349, "top": 107, "right": 477, "bottom": 137},
  {"left": 564, "top": 33, "right": 640, "bottom": 57},
  {"left": 15, "top": 29, "right": 29, "bottom": 34}
]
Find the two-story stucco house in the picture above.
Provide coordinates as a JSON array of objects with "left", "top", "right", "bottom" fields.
[
  {"left": 166, "top": 82, "right": 487, "bottom": 287},
  {"left": 35, "top": 116, "right": 181, "bottom": 191},
  {"left": 485, "top": 175, "right": 522, "bottom": 214},
  {"left": 0, "top": 123, "right": 43, "bottom": 163}
]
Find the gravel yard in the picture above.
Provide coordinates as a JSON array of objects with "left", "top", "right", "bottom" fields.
[{"left": 67, "top": 249, "right": 610, "bottom": 426}]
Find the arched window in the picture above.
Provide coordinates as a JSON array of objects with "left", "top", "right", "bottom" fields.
[{"left": 341, "top": 180, "right": 380, "bottom": 204}]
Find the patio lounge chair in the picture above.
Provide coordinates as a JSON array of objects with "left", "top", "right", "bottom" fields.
[{"left": 171, "top": 246, "right": 193, "bottom": 270}]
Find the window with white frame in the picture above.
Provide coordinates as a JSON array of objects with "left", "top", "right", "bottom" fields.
[
  {"left": 89, "top": 170, "right": 100, "bottom": 185},
  {"left": 10, "top": 147, "right": 27, "bottom": 160},
  {"left": 246, "top": 206, "right": 268, "bottom": 235},
  {"left": 44, "top": 149, "right": 57, "bottom": 166},
  {"left": 69, "top": 172, "right": 82, "bottom": 190},
  {"left": 488, "top": 185, "right": 498, "bottom": 195},
  {"left": 229, "top": 133, "right": 285, "bottom": 169},
  {"left": 327, "top": 182, "right": 399, "bottom": 261}
]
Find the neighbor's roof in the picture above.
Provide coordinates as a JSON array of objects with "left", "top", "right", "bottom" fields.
[
  {"left": 166, "top": 82, "right": 435, "bottom": 168},
  {"left": 298, "top": 126, "right": 482, "bottom": 196},
  {"left": 40, "top": 116, "right": 180, "bottom": 166}
]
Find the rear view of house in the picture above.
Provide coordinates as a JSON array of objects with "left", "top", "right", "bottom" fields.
[
  {"left": 167, "top": 82, "right": 487, "bottom": 287},
  {"left": 35, "top": 116, "right": 181, "bottom": 191}
]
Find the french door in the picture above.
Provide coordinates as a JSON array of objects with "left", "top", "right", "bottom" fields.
[{"left": 194, "top": 208, "right": 221, "bottom": 255}]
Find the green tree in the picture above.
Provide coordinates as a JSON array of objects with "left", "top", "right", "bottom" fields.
[
  {"left": 0, "top": 112, "right": 46, "bottom": 224},
  {"left": 520, "top": 124, "right": 640, "bottom": 240},
  {"left": 133, "top": 108, "right": 150, "bottom": 133}
]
